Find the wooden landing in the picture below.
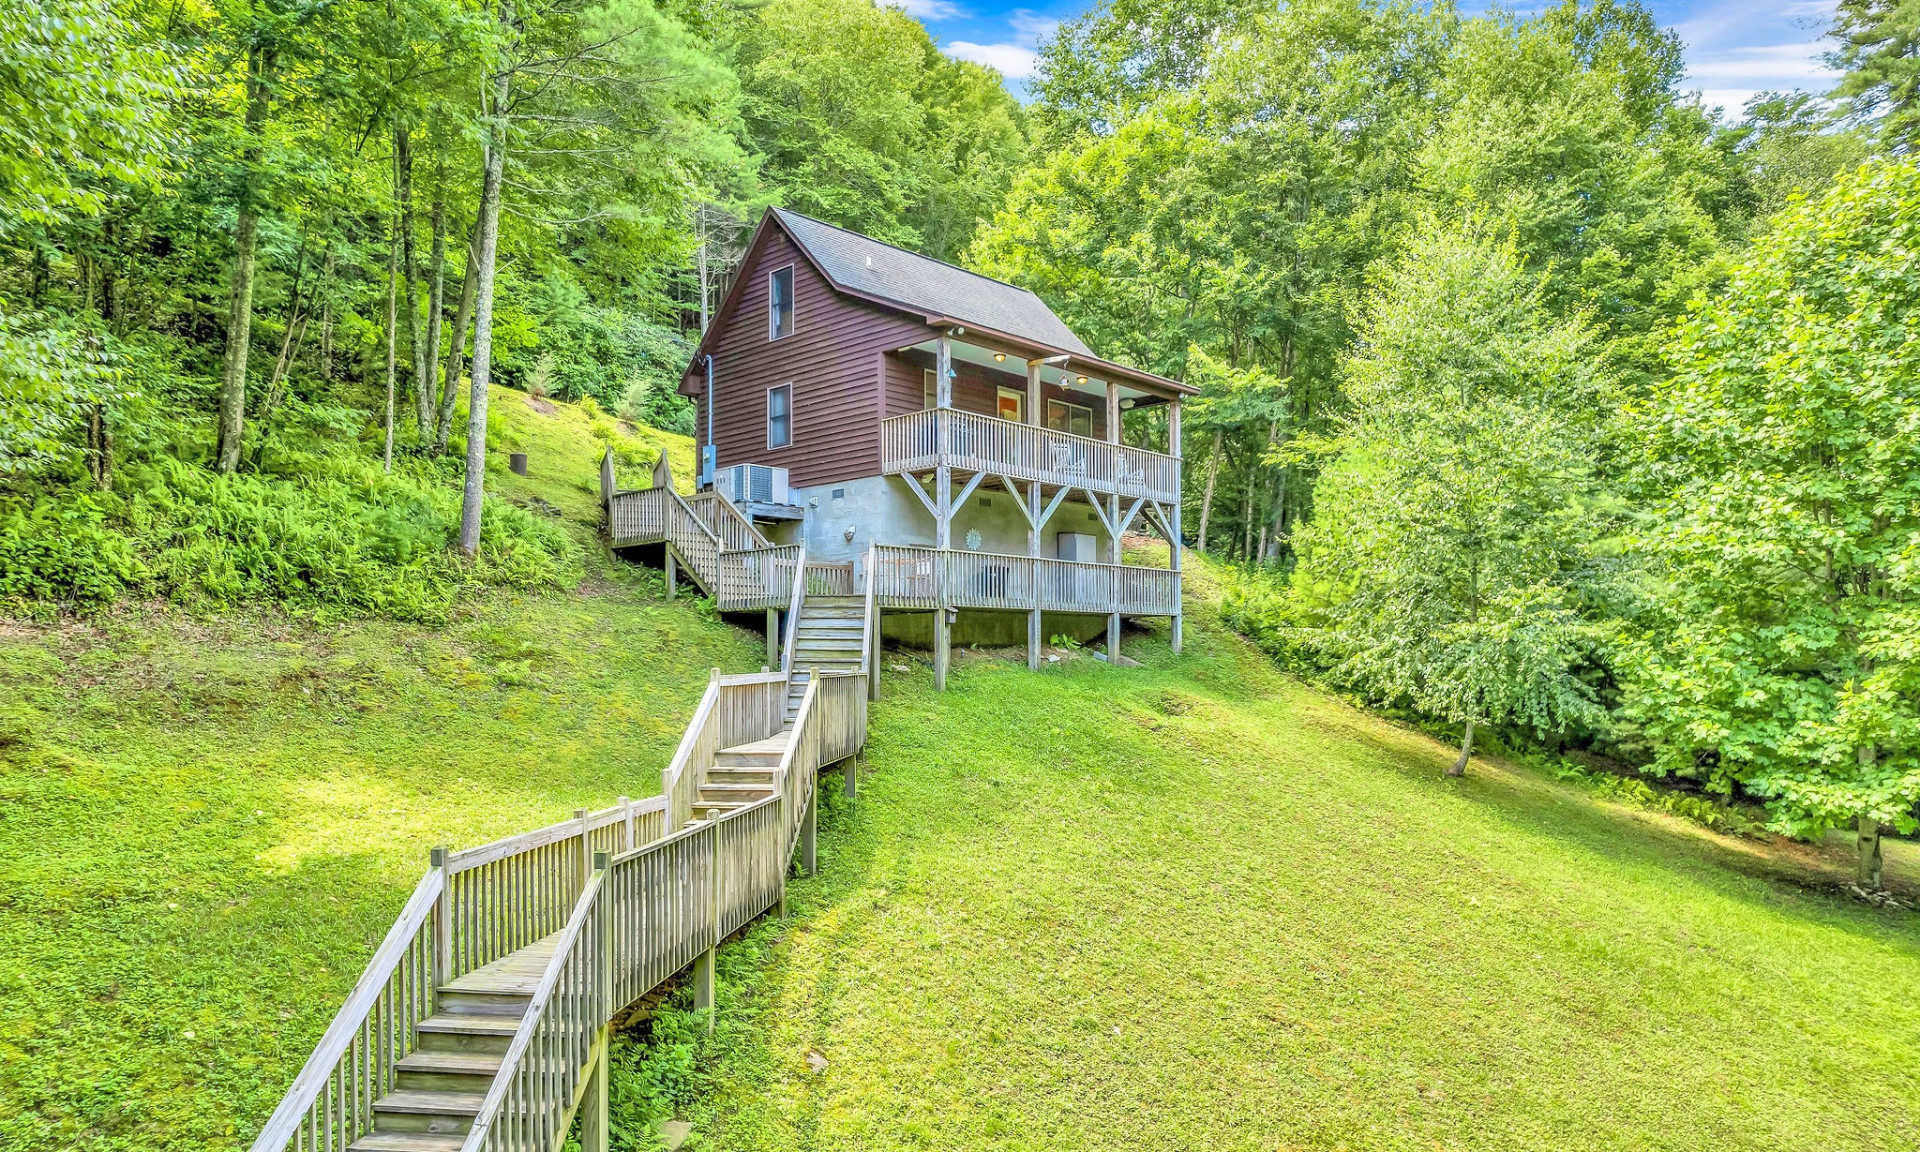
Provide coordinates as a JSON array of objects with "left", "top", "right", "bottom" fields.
[
  {"left": 443, "top": 931, "right": 564, "bottom": 997},
  {"left": 722, "top": 733, "right": 792, "bottom": 758}
]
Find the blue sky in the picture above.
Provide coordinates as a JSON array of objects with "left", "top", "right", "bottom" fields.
[{"left": 906, "top": 0, "right": 1841, "bottom": 115}]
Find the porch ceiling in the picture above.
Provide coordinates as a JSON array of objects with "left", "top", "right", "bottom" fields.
[{"left": 901, "top": 338, "right": 1172, "bottom": 409}]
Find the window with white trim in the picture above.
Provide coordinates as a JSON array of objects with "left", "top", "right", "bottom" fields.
[
  {"left": 922, "top": 368, "right": 937, "bottom": 410},
  {"left": 767, "top": 383, "right": 793, "bottom": 449},
  {"left": 768, "top": 266, "right": 794, "bottom": 340}
]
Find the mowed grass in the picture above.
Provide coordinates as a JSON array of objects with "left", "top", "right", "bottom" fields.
[
  {"left": 667, "top": 589, "right": 1920, "bottom": 1151},
  {"left": 0, "top": 396, "right": 754, "bottom": 1151}
]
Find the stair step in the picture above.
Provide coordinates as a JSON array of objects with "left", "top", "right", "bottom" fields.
[
  {"left": 806, "top": 596, "right": 864, "bottom": 606},
  {"left": 375, "top": 1090, "right": 487, "bottom": 1116},
  {"left": 396, "top": 1050, "right": 505, "bottom": 1077},
  {"left": 708, "top": 766, "right": 778, "bottom": 783},
  {"left": 416, "top": 1013, "right": 520, "bottom": 1038},
  {"left": 699, "top": 783, "right": 773, "bottom": 799},
  {"left": 350, "top": 1133, "right": 467, "bottom": 1152}
]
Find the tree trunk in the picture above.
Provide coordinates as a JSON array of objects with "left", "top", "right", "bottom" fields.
[
  {"left": 1448, "top": 720, "right": 1475, "bottom": 778},
  {"left": 396, "top": 128, "right": 431, "bottom": 436},
  {"left": 425, "top": 196, "right": 447, "bottom": 437},
  {"left": 1857, "top": 814, "right": 1883, "bottom": 889},
  {"left": 1240, "top": 471, "right": 1255, "bottom": 562},
  {"left": 215, "top": 43, "right": 275, "bottom": 473},
  {"left": 459, "top": 52, "right": 513, "bottom": 557},
  {"left": 436, "top": 231, "right": 479, "bottom": 452},
  {"left": 383, "top": 150, "right": 401, "bottom": 472},
  {"left": 1196, "top": 428, "right": 1222, "bottom": 553}
]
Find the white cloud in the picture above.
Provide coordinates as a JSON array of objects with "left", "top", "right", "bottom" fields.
[
  {"left": 1684, "top": 40, "right": 1836, "bottom": 85},
  {"left": 945, "top": 41, "right": 1040, "bottom": 80},
  {"left": 889, "top": 0, "right": 964, "bottom": 20},
  {"left": 1695, "top": 88, "right": 1761, "bottom": 115},
  {"left": 1008, "top": 9, "right": 1060, "bottom": 46}
]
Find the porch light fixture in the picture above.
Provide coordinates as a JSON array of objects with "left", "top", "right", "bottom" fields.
[
  {"left": 1076, "top": 375, "right": 1088, "bottom": 385},
  {"left": 994, "top": 353, "right": 1005, "bottom": 362}
]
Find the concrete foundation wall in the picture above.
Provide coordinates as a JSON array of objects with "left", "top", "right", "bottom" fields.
[{"left": 880, "top": 610, "right": 1108, "bottom": 649}]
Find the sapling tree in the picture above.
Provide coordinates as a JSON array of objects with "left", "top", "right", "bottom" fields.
[
  {"left": 1622, "top": 159, "right": 1920, "bottom": 887},
  {"left": 1293, "top": 221, "right": 1610, "bottom": 776}
]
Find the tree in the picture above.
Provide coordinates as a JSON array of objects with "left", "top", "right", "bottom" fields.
[
  {"left": 1621, "top": 159, "right": 1920, "bottom": 886},
  {"left": 1829, "top": 0, "right": 1920, "bottom": 151},
  {"left": 1292, "top": 221, "right": 1610, "bottom": 776}
]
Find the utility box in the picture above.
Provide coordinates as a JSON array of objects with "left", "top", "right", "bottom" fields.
[{"left": 1055, "top": 532, "right": 1098, "bottom": 562}]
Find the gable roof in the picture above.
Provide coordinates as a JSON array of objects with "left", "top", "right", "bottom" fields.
[{"left": 769, "top": 208, "right": 1094, "bottom": 356}]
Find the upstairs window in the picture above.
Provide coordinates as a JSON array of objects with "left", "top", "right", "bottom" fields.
[
  {"left": 1047, "top": 398, "right": 1093, "bottom": 438},
  {"left": 768, "top": 383, "right": 793, "bottom": 448},
  {"left": 769, "top": 266, "right": 794, "bottom": 340}
]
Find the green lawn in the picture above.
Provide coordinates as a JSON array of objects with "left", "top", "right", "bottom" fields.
[
  {"left": 4, "top": 393, "right": 1917, "bottom": 1151},
  {"left": 0, "top": 394, "right": 749, "bottom": 1151},
  {"left": 661, "top": 590, "right": 1920, "bottom": 1151}
]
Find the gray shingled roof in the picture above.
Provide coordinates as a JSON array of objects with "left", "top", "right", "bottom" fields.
[{"left": 772, "top": 208, "right": 1094, "bottom": 356}]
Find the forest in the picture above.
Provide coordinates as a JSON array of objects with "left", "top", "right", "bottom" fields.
[{"left": 3, "top": 0, "right": 1919, "bottom": 881}]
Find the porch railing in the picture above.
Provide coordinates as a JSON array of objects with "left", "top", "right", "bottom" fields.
[
  {"left": 868, "top": 544, "right": 1179, "bottom": 616},
  {"left": 880, "top": 408, "right": 1180, "bottom": 503}
]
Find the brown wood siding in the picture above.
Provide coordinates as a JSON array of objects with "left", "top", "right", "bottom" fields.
[
  {"left": 886, "top": 349, "right": 1111, "bottom": 439},
  {"left": 694, "top": 230, "right": 929, "bottom": 488}
]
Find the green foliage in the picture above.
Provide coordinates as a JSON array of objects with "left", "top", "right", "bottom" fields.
[
  {"left": 0, "top": 455, "right": 576, "bottom": 621},
  {"left": 0, "top": 0, "right": 180, "bottom": 229},
  {"left": 1621, "top": 158, "right": 1920, "bottom": 841},
  {"left": 1555, "top": 762, "right": 1765, "bottom": 835},
  {"left": 0, "top": 311, "right": 118, "bottom": 476},
  {"left": 727, "top": 0, "right": 1029, "bottom": 258},
  {"left": 1292, "top": 220, "right": 1612, "bottom": 746},
  {"left": 1828, "top": 0, "right": 1920, "bottom": 150}
]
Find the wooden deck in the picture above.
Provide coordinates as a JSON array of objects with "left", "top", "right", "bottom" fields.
[
  {"left": 442, "top": 932, "right": 564, "bottom": 997},
  {"left": 881, "top": 407, "right": 1180, "bottom": 504}
]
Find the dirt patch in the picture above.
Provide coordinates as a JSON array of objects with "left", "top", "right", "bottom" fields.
[{"left": 525, "top": 395, "right": 558, "bottom": 416}]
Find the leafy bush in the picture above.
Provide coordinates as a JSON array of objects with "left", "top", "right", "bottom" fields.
[
  {"left": 1556, "top": 763, "right": 1764, "bottom": 835},
  {"left": 0, "top": 456, "right": 577, "bottom": 622}
]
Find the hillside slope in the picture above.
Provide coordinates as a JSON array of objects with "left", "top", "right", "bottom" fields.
[
  {"left": 646, "top": 576, "right": 1920, "bottom": 1152},
  {"left": 0, "top": 393, "right": 741, "bottom": 1151}
]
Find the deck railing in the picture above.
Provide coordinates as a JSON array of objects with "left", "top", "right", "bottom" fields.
[
  {"left": 868, "top": 544, "right": 1179, "bottom": 616},
  {"left": 661, "top": 671, "right": 788, "bottom": 832},
  {"left": 609, "top": 486, "right": 794, "bottom": 612},
  {"left": 881, "top": 408, "right": 1180, "bottom": 503},
  {"left": 245, "top": 870, "right": 444, "bottom": 1152}
]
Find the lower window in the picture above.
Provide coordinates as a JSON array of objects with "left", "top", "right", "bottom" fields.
[{"left": 768, "top": 383, "right": 792, "bottom": 449}]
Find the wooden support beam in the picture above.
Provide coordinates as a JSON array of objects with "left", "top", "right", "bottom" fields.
[
  {"left": 692, "top": 946, "right": 715, "bottom": 1032},
  {"left": 801, "top": 788, "right": 817, "bottom": 876},
  {"left": 1003, "top": 475, "right": 1035, "bottom": 527},
  {"left": 1106, "top": 380, "right": 1121, "bottom": 444},
  {"left": 1108, "top": 611, "right": 1121, "bottom": 662},
  {"left": 846, "top": 753, "right": 859, "bottom": 800},
  {"left": 950, "top": 470, "right": 987, "bottom": 518},
  {"left": 1028, "top": 608, "right": 1041, "bottom": 672},
  {"left": 580, "top": 1040, "right": 609, "bottom": 1152},
  {"left": 665, "top": 549, "right": 677, "bottom": 599},
  {"left": 1037, "top": 485, "right": 1075, "bottom": 533},
  {"left": 933, "top": 609, "right": 950, "bottom": 692},
  {"left": 1116, "top": 495, "right": 1148, "bottom": 538},
  {"left": 902, "top": 473, "right": 940, "bottom": 523},
  {"left": 1027, "top": 358, "right": 1042, "bottom": 429},
  {"left": 936, "top": 465, "right": 952, "bottom": 549},
  {"left": 766, "top": 607, "right": 780, "bottom": 667}
]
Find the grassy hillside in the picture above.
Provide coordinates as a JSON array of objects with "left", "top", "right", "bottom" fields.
[
  {"left": 642, "top": 576, "right": 1920, "bottom": 1152},
  {"left": 0, "top": 393, "right": 742, "bottom": 1151},
  {"left": 4, "top": 391, "right": 1917, "bottom": 1151}
]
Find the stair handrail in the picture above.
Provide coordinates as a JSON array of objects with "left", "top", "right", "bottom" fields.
[
  {"left": 690, "top": 485, "right": 772, "bottom": 549},
  {"left": 780, "top": 543, "right": 808, "bottom": 674},
  {"left": 247, "top": 866, "right": 446, "bottom": 1152},
  {"left": 459, "top": 861, "right": 609, "bottom": 1152},
  {"left": 863, "top": 541, "right": 879, "bottom": 701},
  {"left": 661, "top": 669, "right": 721, "bottom": 834},
  {"left": 774, "top": 671, "right": 821, "bottom": 854}
]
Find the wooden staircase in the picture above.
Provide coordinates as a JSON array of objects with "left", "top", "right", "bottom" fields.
[
  {"left": 786, "top": 594, "right": 867, "bottom": 723},
  {"left": 349, "top": 938, "right": 558, "bottom": 1151}
]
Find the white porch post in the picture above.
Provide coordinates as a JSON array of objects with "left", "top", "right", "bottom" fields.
[
  {"left": 1105, "top": 381, "right": 1121, "bottom": 564},
  {"left": 936, "top": 334, "right": 953, "bottom": 551},
  {"left": 1168, "top": 396, "right": 1183, "bottom": 654}
]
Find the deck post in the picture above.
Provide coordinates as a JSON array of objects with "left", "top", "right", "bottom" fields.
[
  {"left": 692, "top": 945, "right": 715, "bottom": 1031},
  {"left": 583, "top": 852, "right": 612, "bottom": 1152},
  {"left": 665, "top": 548, "right": 677, "bottom": 599},
  {"left": 696, "top": 825, "right": 718, "bottom": 1033},
  {"left": 575, "top": 809, "right": 592, "bottom": 889},
  {"left": 801, "top": 787, "right": 817, "bottom": 876},
  {"left": 580, "top": 1038, "right": 609, "bottom": 1152},
  {"left": 766, "top": 607, "right": 780, "bottom": 667},
  {"left": 619, "top": 796, "right": 634, "bottom": 851},
  {"left": 1108, "top": 611, "right": 1121, "bottom": 662},
  {"left": 429, "top": 846, "right": 451, "bottom": 988},
  {"left": 1169, "top": 397, "right": 1184, "bottom": 654},
  {"left": 933, "top": 608, "right": 950, "bottom": 691},
  {"left": 845, "top": 753, "right": 859, "bottom": 800}
]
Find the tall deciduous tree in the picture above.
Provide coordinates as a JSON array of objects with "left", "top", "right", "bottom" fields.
[
  {"left": 1293, "top": 221, "right": 1610, "bottom": 776},
  {"left": 1621, "top": 159, "right": 1920, "bottom": 886}
]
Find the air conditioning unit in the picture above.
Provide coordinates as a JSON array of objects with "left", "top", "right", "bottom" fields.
[
  {"left": 1056, "top": 532, "right": 1098, "bottom": 562},
  {"left": 717, "top": 463, "right": 790, "bottom": 506}
]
